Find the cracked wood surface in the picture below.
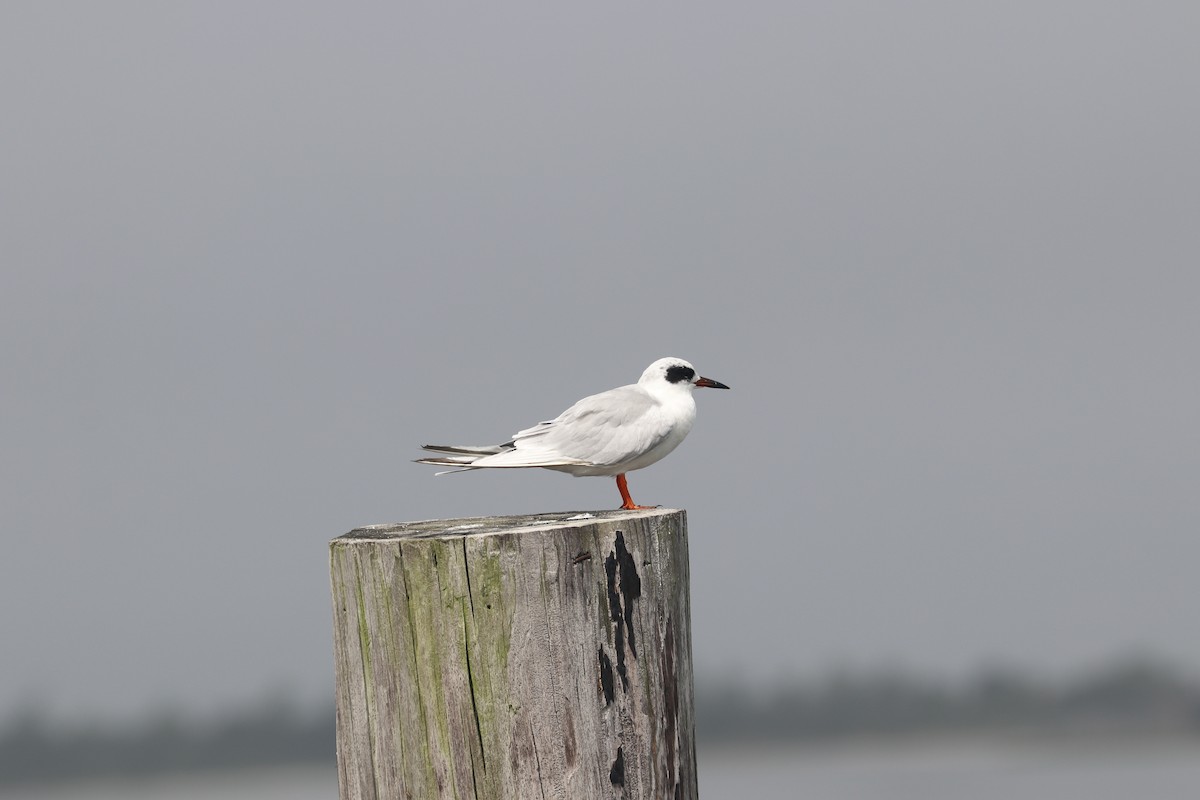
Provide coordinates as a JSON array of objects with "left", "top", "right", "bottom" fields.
[{"left": 330, "top": 509, "right": 697, "bottom": 800}]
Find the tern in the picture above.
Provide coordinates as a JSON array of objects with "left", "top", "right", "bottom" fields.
[{"left": 416, "top": 357, "right": 730, "bottom": 509}]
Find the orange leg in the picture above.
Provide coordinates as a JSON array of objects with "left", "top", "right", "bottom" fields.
[{"left": 615, "top": 473, "right": 656, "bottom": 510}]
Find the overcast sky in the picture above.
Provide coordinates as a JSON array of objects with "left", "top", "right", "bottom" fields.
[{"left": 3, "top": 2, "right": 1199, "bottom": 722}]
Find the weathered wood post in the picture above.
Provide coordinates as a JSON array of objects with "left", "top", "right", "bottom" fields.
[{"left": 329, "top": 508, "right": 697, "bottom": 800}]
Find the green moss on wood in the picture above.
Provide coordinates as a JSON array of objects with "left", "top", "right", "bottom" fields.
[{"left": 331, "top": 510, "right": 696, "bottom": 798}]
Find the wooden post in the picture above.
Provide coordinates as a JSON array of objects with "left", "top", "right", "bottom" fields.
[{"left": 329, "top": 508, "right": 697, "bottom": 800}]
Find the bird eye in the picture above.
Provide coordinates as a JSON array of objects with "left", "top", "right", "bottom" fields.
[{"left": 665, "top": 365, "right": 695, "bottom": 384}]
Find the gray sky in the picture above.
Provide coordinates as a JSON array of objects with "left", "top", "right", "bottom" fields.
[{"left": 2, "top": 2, "right": 1199, "bottom": 722}]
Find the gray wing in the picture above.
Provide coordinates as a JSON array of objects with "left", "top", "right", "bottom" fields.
[{"left": 509, "top": 385, "right": 672, "bottom": 467}]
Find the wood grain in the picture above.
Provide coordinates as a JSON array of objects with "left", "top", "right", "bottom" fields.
[{"left": 330, "top": 508, "right": 697, "bottom": 799}]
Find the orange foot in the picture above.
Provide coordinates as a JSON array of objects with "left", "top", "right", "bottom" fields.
[{"left": 615, "top": 474, "right": 658, "bottom": 511}]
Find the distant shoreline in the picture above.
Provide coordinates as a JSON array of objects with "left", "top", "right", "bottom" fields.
[{"left": 3, "top": 656, "right": 1197, "bottom": 787}]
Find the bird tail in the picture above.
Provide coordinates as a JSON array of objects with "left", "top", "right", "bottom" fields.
[
  {"left": 415, "top": 443, "right": 509, "bottom": 475},
  {"left": 420, "top": 444, "right": 509, "bottom": 456},
  {"left": 412, "top": 458, "right": 478, "bottom": 476},
  {"left": 415, "top": 442, "right": 592, "bottom": 474}
]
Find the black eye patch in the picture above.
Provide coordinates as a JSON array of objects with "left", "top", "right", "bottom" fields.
[{"left": 665, "top": 365, "right": 695, "bottom": 384}]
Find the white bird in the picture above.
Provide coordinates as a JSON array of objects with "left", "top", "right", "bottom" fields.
[{"left": 416, "top": 357, "right": 730, "bottom": 509}]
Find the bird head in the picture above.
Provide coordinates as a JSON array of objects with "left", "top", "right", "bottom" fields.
[{"left": 639, "top": 357, "right": 730, "bottom": 392}]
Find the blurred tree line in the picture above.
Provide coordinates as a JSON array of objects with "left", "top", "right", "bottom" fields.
[
  {"left": 0, "top": 696, "right": 331, "bottom": 787},
  {"left": 2, "top": 657, "right": 1198, "bottom": 786},
  {"left": 697, "top": 657, "right": 1200, "bottom": 742}
]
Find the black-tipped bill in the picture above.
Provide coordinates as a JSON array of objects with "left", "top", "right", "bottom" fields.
[{"left": 695, "top": 376, "right": 730, "bottom": 389}]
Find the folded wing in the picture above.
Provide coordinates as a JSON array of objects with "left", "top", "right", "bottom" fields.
[{"left": 416, "top": 384, "right": 673, "bottom": 473}]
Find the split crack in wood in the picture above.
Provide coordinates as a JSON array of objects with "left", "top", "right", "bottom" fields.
[{"left": 330, "top": 509, "right": 696, "bottom": 799}]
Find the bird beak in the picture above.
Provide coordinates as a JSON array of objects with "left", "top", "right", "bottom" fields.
[{"left": 695, "top": 376, "right": 730, "bottom": 389}]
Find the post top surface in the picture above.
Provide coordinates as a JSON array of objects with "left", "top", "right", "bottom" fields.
[{"left": 336, "top": 507, "right": 682, "bottom": 543}]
